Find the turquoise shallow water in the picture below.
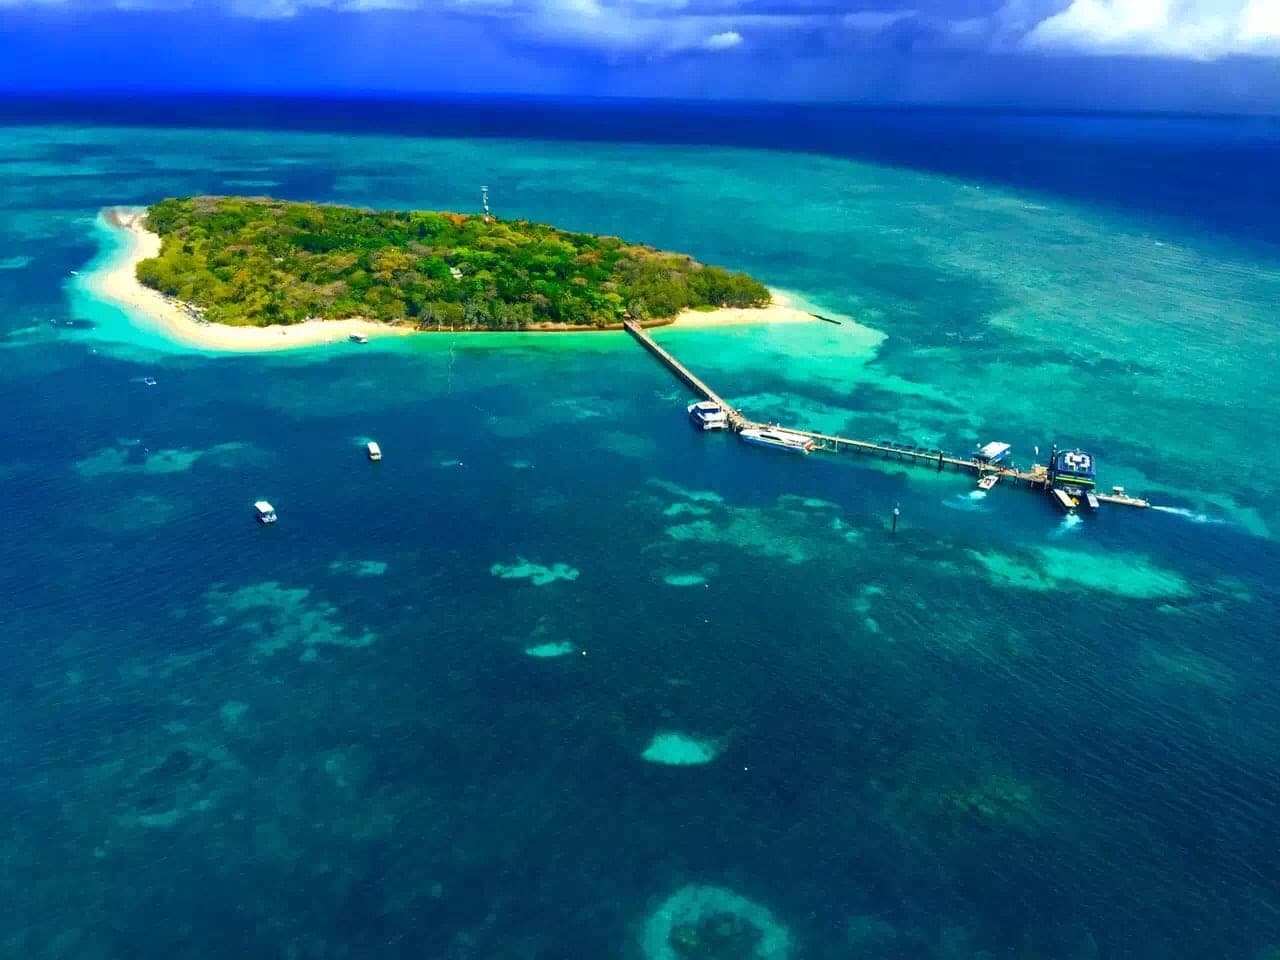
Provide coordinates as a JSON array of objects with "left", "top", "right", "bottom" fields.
[{"left": 1, "top": 117, "right": 1279, "bottom": 959}]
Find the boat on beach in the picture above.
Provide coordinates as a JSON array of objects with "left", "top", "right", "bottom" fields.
[
  {"left": 348, "top": 333, "right": 368, "bottom": 344},
  {"left": 739, "top": 427, "right": 815, "bottom": 454},
  {"left": 687, "top": 400, "right": 728, "bottom": 431}
]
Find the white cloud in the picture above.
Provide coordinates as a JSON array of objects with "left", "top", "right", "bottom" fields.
[
  {"left": 841, "top": 9, "right": 915, "bottom": 31},
  {"left": 703, "top": 28, "right": 742, "bottom": 49},
  {"left": 226, "top": 0, "right": 419, "bottom": 14},
  {"left": 7, "top": 0, "right": 1279, "bottom": 63},
  {"left": 1021, "top": 0, "right": 1280, "bottom": 58},
  {"left": 492, "top": 1, "right": 811, "bottom": 54}
]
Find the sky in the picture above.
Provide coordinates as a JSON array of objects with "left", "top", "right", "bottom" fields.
[{"left": 0, "top": 0, "right": 1278, "bottom": 112}]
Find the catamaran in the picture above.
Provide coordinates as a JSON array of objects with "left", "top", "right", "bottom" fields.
[
  {"left": 687, "top": 400, "right": 728, "bottom": 431},
  {"left": 739, "top": 427, "right": 815, "bottom": 454}
]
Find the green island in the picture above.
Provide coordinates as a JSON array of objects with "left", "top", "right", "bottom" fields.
[{"left": 136, "top": 196, "right": 771, "bottom": 330}]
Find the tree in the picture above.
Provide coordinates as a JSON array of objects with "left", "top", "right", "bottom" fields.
[{"left": 136, "top": 196, "right": 771, "bottom": 329}]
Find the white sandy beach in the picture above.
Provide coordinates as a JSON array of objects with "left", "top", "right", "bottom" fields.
[
  {"left": 669, "top": 291, "right": 818, "bottom": 329},
  {"left": 88, "top": 207, "right": 821, "bottom": 353},
  {"left": 87, "top": 208, "right": 413, "bottom": 352}
]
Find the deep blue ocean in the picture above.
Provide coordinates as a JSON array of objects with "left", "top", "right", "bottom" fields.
[{"left": 1, "top": 96, "right": 1278, "bottom": 960}]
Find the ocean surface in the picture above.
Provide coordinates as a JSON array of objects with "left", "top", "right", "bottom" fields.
[{"left": 1, "top": 97, "right": 1279, "bottom": 959}]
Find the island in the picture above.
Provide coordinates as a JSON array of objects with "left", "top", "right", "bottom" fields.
[{"left": 85, "top": 197, "right": 821, "bottom": 351}]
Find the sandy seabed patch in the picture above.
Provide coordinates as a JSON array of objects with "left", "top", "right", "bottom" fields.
[
  {"left": 524, "top": 641, "right": 577, "bottom": 659},
  {"left": 490, "top": 558, "right": 580, "bottom": 586},
  {"left": 328, "top": 559, "right": 388, "bottom": 578},
  {"left": 641, "top": 732, "right": 720, "bottom": 766},
  {"left": 967, "top": 546, "right": 1190, "bottom": 599},
  {"left": 204, "top": 581, "right": 376, "bottom": 659},
  {"left": 641, "top": 884, "right": 791, "bottom": 960}
]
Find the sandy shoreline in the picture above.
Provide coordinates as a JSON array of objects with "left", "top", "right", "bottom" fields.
[{"left": 87, "top": 207, "right": 822, "bottom": 353}]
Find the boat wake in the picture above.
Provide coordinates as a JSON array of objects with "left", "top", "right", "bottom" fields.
[
  {"left": 1051, "top": 513, "right": 1083, "bottom": 536},
  {"left": 942, "top": 490, "right": 989, "bottom": 512},
  {"left": 1150, "top": 505, "right": 1227, "bottom": 525}
]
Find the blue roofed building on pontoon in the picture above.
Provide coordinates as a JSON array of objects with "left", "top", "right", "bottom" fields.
[
  {"left": 1048, "top": 447, "right": 1096, "bottom": 490},
  {"left": 975, "top": 441, "right": 1011, "bottom": 464}
]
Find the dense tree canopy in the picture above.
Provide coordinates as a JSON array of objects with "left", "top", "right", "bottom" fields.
[{"left": 137, "top": 196, "right": 771, "bottom": 329}]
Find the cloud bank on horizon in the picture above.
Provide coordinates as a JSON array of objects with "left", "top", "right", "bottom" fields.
[
  {"left": 3, "top": 0, "right": 1277, "bottom": 59},
  {"left": 1, "top": 0, "right": 1278, "bottom": 110}
]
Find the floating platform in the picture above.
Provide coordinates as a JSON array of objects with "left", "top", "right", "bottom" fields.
[{"left": 1051, "top": 488, "right": 1077, "bottom": 512}]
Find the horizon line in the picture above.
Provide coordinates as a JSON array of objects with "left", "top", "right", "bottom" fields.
[{"left": 1, "top": 88, "right": 1278, "bottom": 122}]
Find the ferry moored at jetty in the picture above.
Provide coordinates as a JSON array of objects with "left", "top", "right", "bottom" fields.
[
  {"left": 739, "top": 427, "right": 816, "bottom": 454},
  {"left": 687, "top": 400, "right": 728, "bottom": 431}
]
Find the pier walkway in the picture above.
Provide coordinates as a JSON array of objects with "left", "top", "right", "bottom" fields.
[
  {"left": 624, "top": 319, "right": 1150, "bottom": 509},
  {"left": 624, "top": 320, "right": 747, "bottom": 429}
]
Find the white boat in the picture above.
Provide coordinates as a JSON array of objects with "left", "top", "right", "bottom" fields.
[
  {"left": 687, "top": 400, "right": 728, "bottom": 431},
  {"left": 253, "top": 500, "right": 278, "bottom": 524},
  {"left": 977, "top": 473, "right": 999, "bottom": 491},
  {"left": 366, "top": 441, "right": 382, "bottom": 462},
  {"left": 739, "top": 427, "right": 815, "bottom": 454},
  {"left": 348, "top": 333, "right": 369, "bottom": 344}
]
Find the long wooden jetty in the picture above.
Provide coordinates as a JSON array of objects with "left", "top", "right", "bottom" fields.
[
  {"left": 623, "top": 320, "right": 1150, "bottom": 509},
  {"left": 624, "top": 319, "right": 747, "bottom": 429}
]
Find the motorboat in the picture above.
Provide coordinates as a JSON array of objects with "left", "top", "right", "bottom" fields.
[
  {"left": 366, "top": 441, "right": 382, "bottom": 462},
  {"left": 253, "top": 500, "right": 278, "bottom": 524},
  {"left": 739, "top": 427, "right": 815, "bottom": 454}
]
